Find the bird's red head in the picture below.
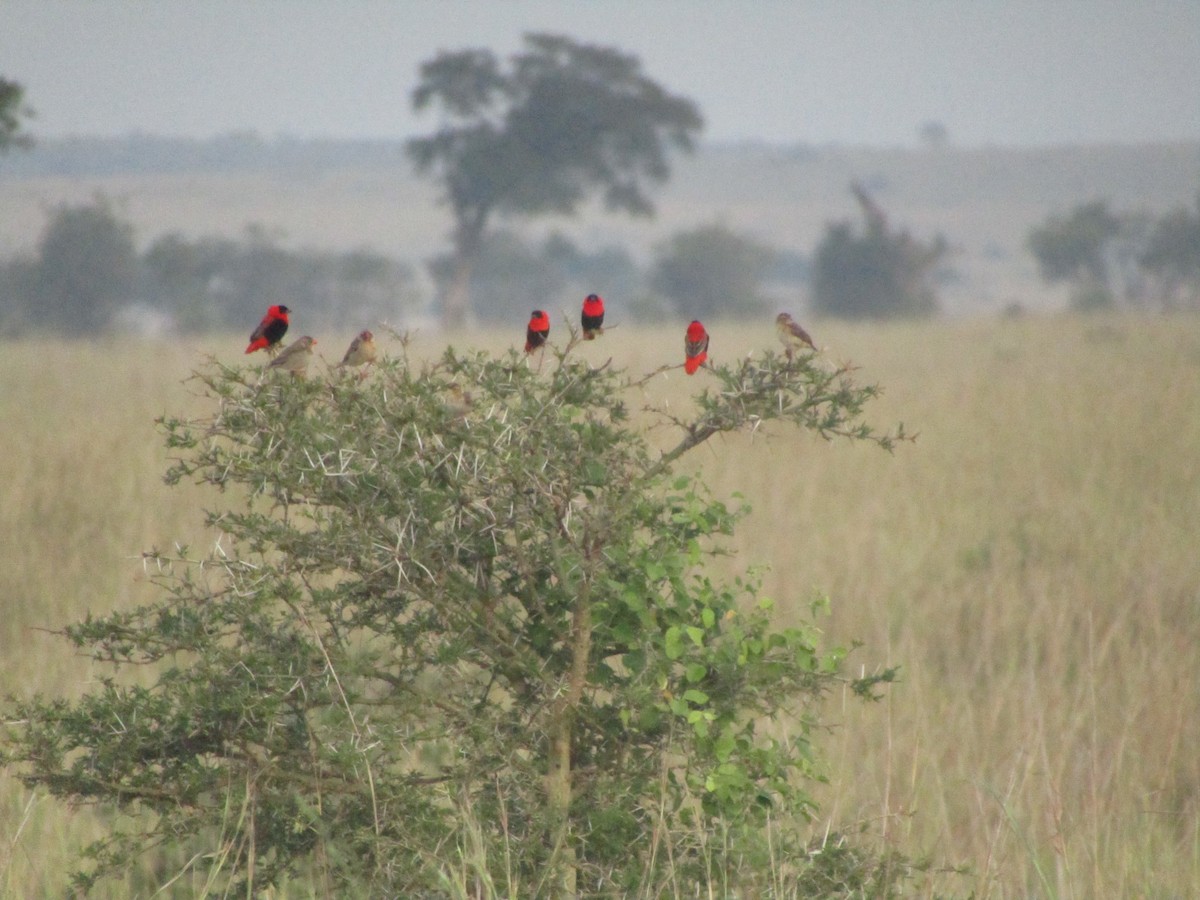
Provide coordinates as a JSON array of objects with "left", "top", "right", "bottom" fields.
[
  {"left": 686, "top": 320, "right": 706, "bottom": 341},
  {"left": 270, "top": 305, "right": 291, "bottom": 320},
  {"left": 529, "top": 310, "right": 549, "bottom": 327},
  {"left": 582, "top": 294, "right": 604, "bottom": 315}
]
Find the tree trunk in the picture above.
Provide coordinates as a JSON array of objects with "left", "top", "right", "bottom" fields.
[
  {"left": 440, "top": 210, "right": 488, "bottom": 332},
  {"left": 546, "top": 726, "right": 576, "bottom": 898},
  {"left": 440, "top": 253, "right": 474, "bottom": 332},
  {"left": 545, "top": 590, "right": 593, "bottom": 899}
]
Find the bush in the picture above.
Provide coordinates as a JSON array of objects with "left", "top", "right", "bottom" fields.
[
  {"left": 649, "top": 223, "right": 778, "bottom": 319},
  {"left": 3, "top": 334, "right": 912, "bottom": 896},
  {"left": 811, "top": 184, "right": 945, "bottom": 320},
  {"left": 32, "top": 195, "right": 138, "bottom": 333}
]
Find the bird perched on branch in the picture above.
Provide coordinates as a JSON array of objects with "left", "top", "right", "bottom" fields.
[
  {"left": 684, "top": 320, "right": 709, "bottom": 374},
  {"left": 445, "top": 383, "right": 474, "bottom": 418},
  {"left": 525, "top": 310, "right": 550, "bottom": 353},
  {"left": 267, "top": 335, "right": 317, "bottom": 377},
  {"left": 245, "top": 304, "right": 291, "bottom": 355},
  {"left": 339, "top": 330, "right": 377, "bottom": 368},
  {"left": 775, "top": 312, "right": 817, "bottom": 360},
  {"left": 581, "top": 293, "right": 605, "bottom": 340}
]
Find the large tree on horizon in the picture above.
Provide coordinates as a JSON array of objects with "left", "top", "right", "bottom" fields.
[{"left": 407, "top": 33, "right": 703, "bottom": 330}]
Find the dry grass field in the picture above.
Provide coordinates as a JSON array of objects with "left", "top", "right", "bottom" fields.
[{"left": 2, "top": 314, "right": 1199, "bottom": 897}]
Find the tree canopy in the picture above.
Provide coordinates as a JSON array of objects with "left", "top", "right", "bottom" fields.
[
  {"left": 1027, "top": 199, "right": 1123, "bottom": 309},
  {"left": 1139, "top": 193, "right": 1200, "bottom": 309},
  {"left": 407, "top": 33, "right": 703, "bottom": 329},
  {"left": 650, "top": 222, "right": 778, "bottom": 320},
  {"left": 1024, "top": 197, "right": 1200, "bottom": 312},
  {"left": 34, "top": 196, "right": 138, "bottom": 334}
]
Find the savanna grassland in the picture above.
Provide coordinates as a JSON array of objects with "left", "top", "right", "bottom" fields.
[{"left": 2, "top": 315, "right": 1199, "bottom": 897}]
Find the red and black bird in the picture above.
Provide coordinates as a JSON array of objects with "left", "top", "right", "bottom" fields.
[
  {"left": 581, "top": 293, "right": 605, "bottom": 340},
  {"left": 684, "top": 320, "right": 709, "bottom": 375},
  {"left": 246, "top": 304, "right": 291, "bottom": 355},
  {"left": 525, "top": 309, "right": 550, "bottom": 353}
]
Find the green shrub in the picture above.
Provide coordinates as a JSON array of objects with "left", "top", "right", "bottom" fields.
[{"left": 3, "top": 333, "right": 912, "bottom": 897}]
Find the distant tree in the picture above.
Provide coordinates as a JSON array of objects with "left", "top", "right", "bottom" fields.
[
  {"left": 144, "top": 230, "right": 422, "bottom": 332},
  {"left": 428, "top": 229, "right": 567, "bottom": 325},
  {"left": 541, "top": 232, "right": 643, "bottom": 311},
  {"left": 649, "top": 223, "right": 777, "bottom": 320},
  {"left": 811, "top": 183, "right": 945, "bottom": 319},
  {"left": 229, "top": 224, "right": 306, "bottom": 312},
  {"left": 766, "top": 247, "right": 810, "bottom": 286},
  {"left": 0, "top": 76, "right": 33, "bottom": 153},
  {"left": 0, "top": 257, "right": 39, "bottom": 335},
  {"left": 1139, "top": 193, "right": 1200, "bottom": 309},
  {"left": 35, "top": 196, "right": 138, "bottom": 334},
  {"left": 407, "top": 32, "right": 703, "bottom": 329},
  {"left": 320, "top": 249, "right": 420, "bottom": 329},
  {"left": 141, "top": 232, "right": 233, "bottom": 331},
  {"left": 1027, "top": 200, "right": 1123, "bottom": 311}
]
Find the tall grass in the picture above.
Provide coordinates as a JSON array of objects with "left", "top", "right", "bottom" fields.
[
  {"left": 2, "top": 316, "right": 1198, "bottom": 896},
  {"left": 694, "top": 316, "right": 1200, "bottom": 898}
]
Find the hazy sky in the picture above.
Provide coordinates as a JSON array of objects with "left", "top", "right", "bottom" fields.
[{"left": 4, "top": 1, "right": 1199, "bottom": 148}]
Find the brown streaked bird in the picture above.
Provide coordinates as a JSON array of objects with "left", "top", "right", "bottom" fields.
[
  {"left": 339, "top": 330, "right": 377, "bottom": 368},
  {"left": 445, "top": 382, "right": 474, "bottom": 418},
  {"left": 267, "top": 335, "right": 317, "bottom": 377},
  {"left": 775, "top": 312, "right": 817, "bottom": 360}
]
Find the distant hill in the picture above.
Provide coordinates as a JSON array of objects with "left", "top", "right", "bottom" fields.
[
  {"left": 0, "top": 133, "right": 409, "bottom": 178},
  {"left": 3, "top": 135, "right": 1198, "bottom": 314}
]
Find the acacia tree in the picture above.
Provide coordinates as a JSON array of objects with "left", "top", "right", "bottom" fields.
[
  {"left": 1027, "top": 199, "right": 1123, "bottom": 310},
  {"left": 408, "top": 33, "right": 703, "bottom": 329},
  {"left": 3, "top": 335, "right": 911, "bottom": 896},
  {"left": 1140, "top": 193, "right": 1200, "bottom": 310}
]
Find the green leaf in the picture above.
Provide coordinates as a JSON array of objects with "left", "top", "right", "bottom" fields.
[
  {"left": 713, "top": 729, "right": 737, "bottom": 762},
  {"left": 620, "top": 588, "right": 647, "bottom": 614},
  {"left": 664, "top": 625, "right": 684, "bottom": 660},
  {"left": 623, "top": 649, "right": 646, "bottom": 675}
]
